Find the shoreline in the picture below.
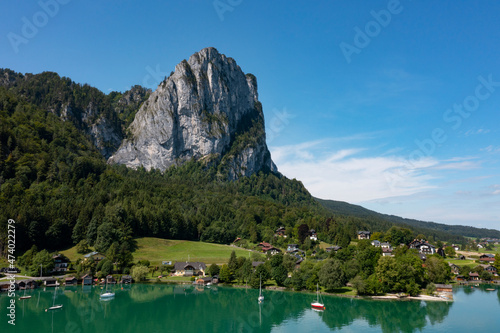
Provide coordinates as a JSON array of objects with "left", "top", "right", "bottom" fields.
[{"left": 152, "top": 280, "right": 456, "bottom": 302}]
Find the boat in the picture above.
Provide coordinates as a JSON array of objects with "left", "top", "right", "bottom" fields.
[
  {"left": 46, "top": 287, "right": 63, "bottom": 311},
  {"left": 100, "top": 281, "right": 115, "bottom": 299},
  {"left": 486, "top": 288, "right": 495, "bottom": 291},
  {"left": 19, "top": 286, "right": 31, "bottom": 300},
  {"left": 258, "top": 274, "right": 264, "bottom": 303},
  {"left": 311, "top": 283, "right": 325, "bottom": 311},
  {"left": 100, "top": 292, "right": 115, "bottom": 299}
]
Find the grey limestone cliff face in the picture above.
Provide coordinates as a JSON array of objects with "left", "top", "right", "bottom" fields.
[{"left": 108, "top": 47, "right": 277, "bottom": 179}]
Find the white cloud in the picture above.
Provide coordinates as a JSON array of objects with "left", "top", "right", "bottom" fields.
[
  {"left": 481, "top": 145, "right": 500, "bottom": 153},
  {"left": 465, "top": 128, "right": 490, "bottom": 136},
  {"left": 270, "top": 140, "right": 439, "bottom": 203}
]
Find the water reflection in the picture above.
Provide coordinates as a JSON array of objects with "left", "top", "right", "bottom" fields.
[
  {"left": 318, "top": 296, "right": 452, "bottom": 333},
  {"left": 7, "top": 284, "right": 500, "bottom": 333}
]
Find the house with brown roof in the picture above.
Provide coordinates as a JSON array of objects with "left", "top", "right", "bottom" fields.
[
  {"left": 196, "top": 276, "right": 218, "bottom": 285},
  {"left": 479, "top": 254, "right": 495, "bottom": 263},
  {"left": 275, "top": 227, "right": 286, "bottom": 237},
  {"left": 262, "top": 246, "right": 281, "bottom": 256},
  {"left": 469, "top": 272, "right": 480, "bottom": 281}
]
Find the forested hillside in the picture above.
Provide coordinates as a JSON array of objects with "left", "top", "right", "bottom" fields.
[{"left": 316, "top": 198, "right": 500, "bottom": 239}]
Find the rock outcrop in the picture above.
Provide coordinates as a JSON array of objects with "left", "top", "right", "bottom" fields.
[{"left": 108, "top": 47, "right": 277, "bottom": 179}]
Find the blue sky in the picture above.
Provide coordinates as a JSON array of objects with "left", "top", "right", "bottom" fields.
[{"left": 1, "top": 1, "right": 500, "bottom": 230}]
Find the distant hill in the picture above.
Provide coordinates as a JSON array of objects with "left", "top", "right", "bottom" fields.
[{"left": 316, "top": 198, "right": 500, "bottom": 239}]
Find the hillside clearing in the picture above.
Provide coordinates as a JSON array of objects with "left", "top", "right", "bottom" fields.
[{"left": 61, "top": 238, "right": 257, "bottom": 265}]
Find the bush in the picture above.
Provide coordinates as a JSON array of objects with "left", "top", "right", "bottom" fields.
[{"left": 425, "top": 282, "right": 436, "bottom": 296}]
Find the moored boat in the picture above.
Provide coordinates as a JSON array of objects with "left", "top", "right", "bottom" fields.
[{"left": 311, "top": 283, "right": 325, "bottom": 311}]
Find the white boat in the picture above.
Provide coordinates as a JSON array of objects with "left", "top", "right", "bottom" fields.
[
  {"left": 100, "top": 281, "right": 115, "bottom": 299},
  {"left": 19, "top": 286, "right": 31, "bottom": 300},
  {"left": 46, "top": 287, "right": 63, "bottom": 311},
  {"left": 311, "top": 283, "right": 325, "bottom": 311},
  {"left": 258, "top": 274, "right": 264, "bottom": 303},
  {"left": 100, "top": 292, "right": 115, "bottom": 299}
]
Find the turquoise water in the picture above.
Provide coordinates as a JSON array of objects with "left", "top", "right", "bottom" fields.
[{"left": 1, "top": 284, "right": 499, "bottom": 332}]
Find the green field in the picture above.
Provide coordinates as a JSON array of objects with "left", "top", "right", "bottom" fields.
[
  {"left": 61, "top": 237, "right": 257, "bottom": 265},
  {"left": 482, "top": 244, "right": 500, "bottom": 254},
  {"left": 445, "top": 258, "right": 476, "bottom": 266},
  {"left": 133, "top": 238, "right": 255, "bottom": 265}
]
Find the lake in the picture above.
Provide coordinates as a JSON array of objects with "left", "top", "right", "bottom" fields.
[{"left": 1, "top": 283, "right": 499, "bottom": 332}]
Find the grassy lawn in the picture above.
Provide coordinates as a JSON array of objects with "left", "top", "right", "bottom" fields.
[
  {"left": 482, "top": 245, "right": 500, "bottom": 254},
  {"left": 327, "top": 287, "right": 357, "bottom": 296},
  {"left": 445, "top": 258, "right": 476, "bottom": 266},
  {"left": 59, "top": 245, "right": 95, "bottom": 262},
  {"left": 60, "top": 237, "right": 255, "bottom": 265},
  {"left": 318, "top": 241, "right": 333, "bottom": 250},
  {"left": 158, "top": 276, "right": 193, "bottom": 283},
  {"left": 133, "top": 238, "right": 255, "bottom": 265}
]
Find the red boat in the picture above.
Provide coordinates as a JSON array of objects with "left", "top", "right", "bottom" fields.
[{"left": 311, "top": 283, "right": 325, "bottom": 311}]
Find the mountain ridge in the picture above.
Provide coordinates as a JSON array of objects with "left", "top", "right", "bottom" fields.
[{"left": 316, "top": 197, "right": 500, "bottom": 238}]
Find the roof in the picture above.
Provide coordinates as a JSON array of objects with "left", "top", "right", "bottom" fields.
[
  {"left": 52, "top": 254, "right": 68, "bottom": 260},
  {"left": 358, "top": 231, "right": 371, "bottom": 235},
  {"left": 83, "top": 251, "right": 105, "bottom": 258},
  {"left": 82, "top": 274, "right": 93, "bottom": 279},
  {"left": 65, "top": 277, "right": 77, "bottom": 281},
  {"left": 480, "top": 254, "right": 495, "bottom": 258},
  {"left": 469, "top": 272, "right": 479, "bottom": 277},
  {"left": 173, "top": 262, "right": 206, "bottom": 271}
]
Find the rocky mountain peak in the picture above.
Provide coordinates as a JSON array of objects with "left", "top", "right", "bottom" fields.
[{"left": 108, "top": 47, "right": 277, "bottom": 179}]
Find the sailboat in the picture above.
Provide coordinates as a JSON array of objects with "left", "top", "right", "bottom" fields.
[
  {"left": 311, "top": 283, "right": 325, "bottom": 311},
  {"left": 100, "top": 279, "right": 115, "bottom": 299},
  {"left": 258, "top": 274, "right": 264, "bottom": 303},
  {"left": 46, "top": 287, "right": 63, "bottom": 311},
  {"left": 19, "top": 284, "right": 31, "bottom": 300}
]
